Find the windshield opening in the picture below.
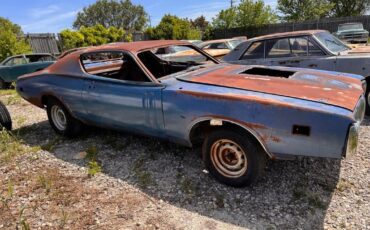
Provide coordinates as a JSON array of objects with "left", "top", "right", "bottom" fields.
[
  {"left": 137, "top": 45, "right": 216, "bottom": 79},
  {"left": 314, "top": 32, "right": 350, "bottom": 53},
  {"left": 338, "top": 23, "right": 364, "bottom": 31}
]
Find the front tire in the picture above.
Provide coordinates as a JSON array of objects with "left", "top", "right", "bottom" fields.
[
  {"left": 202, "top": 129, "right": 266, "bottom": 187},
  {"left": 46, "top": 98, "right": 83, "bottom": 137}
]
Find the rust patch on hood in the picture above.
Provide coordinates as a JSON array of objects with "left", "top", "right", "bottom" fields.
[{"left": 179, "top": 65, "right": 363, "bottom": 111}]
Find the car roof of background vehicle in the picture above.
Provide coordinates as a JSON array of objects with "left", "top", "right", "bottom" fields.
[
  {"left": 79, "top": 40, "right": 191, "bottom": 54},
  {"left": 247, "top": 30, "right": 327, "bottom": 42},
  {"left": 339, "top": 22, "right": 363, "bottom": 26},
  {"left": 199, "top": 38, "right": 241, "bottom": 47}
]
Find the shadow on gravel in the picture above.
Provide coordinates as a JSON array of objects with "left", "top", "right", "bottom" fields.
[{"left": 14, "top": 120, "right": 342, "bottom": 229}]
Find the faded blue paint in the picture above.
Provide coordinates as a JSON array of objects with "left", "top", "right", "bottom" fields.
[{"left": 16, "top": 67, "right": 360, "bottom": 159}]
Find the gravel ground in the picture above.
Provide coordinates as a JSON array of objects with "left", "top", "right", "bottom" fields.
[{"left": 0, "top": 94, "right": 369, "bottom": 229}]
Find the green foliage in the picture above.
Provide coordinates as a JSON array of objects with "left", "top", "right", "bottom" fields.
[
  {"left": 212, "top": 0, "right": 277, "bottom": 29},
  {"left": 73, "top": 0, "right": 148, "bottom": 31},
  {"left": 147, "top": 14, "right": 202, "bottom": 40},
  {"left": 87, "top": 161, "right": 102, "bottom": 177},
  {"left": 0, "top": 17, "right": 31, "bottom": 62},
  {"left": 277, "top": 0, "right": 334, "bottom": 22},
  {"left": 330, "top": 0, "right": 370, "bottom": 17},
  {"left": 190, "top": 15, "right": 209, "bottom": 32},
  {"left": 60, "top": 24, "right": 130, "bottom": 50}
]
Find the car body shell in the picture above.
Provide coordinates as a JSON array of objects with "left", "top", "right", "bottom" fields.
[
  {"left": 16, "top": 40, "right": 365, "bottom": 160},
  {"left": 199, "top": 38, "right": 247, "bottom": 59},
  {"left": 333, "top": 23, "right": 369, "bottom": 44},
  {"left": 223, "top": 30, "right": 370, "bottom": 81},
  {"left": 0, "top": 54, "right": 56, "bottom": 83}
]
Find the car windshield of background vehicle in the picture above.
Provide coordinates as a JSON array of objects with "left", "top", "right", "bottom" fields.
[
  {"left": 229, "top": 39, "right": 244, "bottom": 49},
  {"left": 138, "top": 45, "right": 216, "bottom": 79},
  {"left": 315, "top": 32, "right": 350, "bottom": 53},
  {"left": 338, "top": 23, "right": 363, "bottom": 31}
]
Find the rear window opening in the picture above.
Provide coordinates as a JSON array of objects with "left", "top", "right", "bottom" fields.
[{"left": 242, "top": 67, "right": 295, "bottom": 78}]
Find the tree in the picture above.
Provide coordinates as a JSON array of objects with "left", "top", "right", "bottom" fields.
[
  {"left": 73, "top": 0, "right": 148, "bottom": 31},
  {"left": 190, "top": 16, "right": 209, "bottom": 32},
  {"left": 0, "top": 17, "right": 31, "bottom": 62},
  {"left": 235, "top": 0, "right": 278, "bottom": 26},
  {"left": 148, "top": 15, "right": 201, "bottom": 40},
  {"left": 329, "top": 0, "right": 370, "bottom": 17},
  {"left": 212, "top": 8, "right": 238, "bottom": 29},
  {"left": 60, "top": 24, "right": 130, "bottom": 50},
  {"left": 212, "top": 0, "right": 277, "bottom": 29},
  {"left": 277, "top": 0, "right": 333, "bottom": 22}
]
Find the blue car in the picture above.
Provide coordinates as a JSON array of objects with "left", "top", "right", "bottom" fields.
[{"left": 16, "top": 41, "right": 365, "bottom": 186}]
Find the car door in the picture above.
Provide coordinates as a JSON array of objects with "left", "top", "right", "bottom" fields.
[
  {"left": 81, "top": 51, "right": 165, "bottom": 136},
  {"left": 235, "top": 41, "right": 270, "bottom": 65},
  {"left": 266, "top": 36, "right": 336, "bottom": 71}
]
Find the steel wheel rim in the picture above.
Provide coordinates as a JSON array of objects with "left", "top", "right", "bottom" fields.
[
  {"left": 210, "top": 139, "right": 247, "bottom": 178},
  {"left": 51, "top": 105, "right": 67, "bottom": 131}
]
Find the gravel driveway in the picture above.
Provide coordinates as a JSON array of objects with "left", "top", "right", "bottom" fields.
[{"left": 0, "top": 93, "right": 369, "bottom": 229}]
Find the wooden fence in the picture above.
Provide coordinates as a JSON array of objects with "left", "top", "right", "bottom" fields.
[{"left": 214, "top": 15, "right": 370, "bottom": 39}]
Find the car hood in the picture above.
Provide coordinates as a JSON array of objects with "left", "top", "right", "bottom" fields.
[
  {"left": 177, "top": 64, "right": 363, "bottom": 111},
  {"left": 346, "top": 46, "right": 370, "bottom": 55}
]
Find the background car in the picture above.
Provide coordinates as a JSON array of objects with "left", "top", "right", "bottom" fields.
[
  {"left": 199, "top": 37, "right": 247, "bottom": 59},
  {"left": 333, "top": 23, "right": 369, "bottom": 44},
  {"left": 16, "top": 40, "right": 364, "bottom": 187},
  {"left": 223, "top": 30, "right": 370, "bottom": 113},
  {"left": 0, "top": 53, "right": 56, "bottom": 89}
]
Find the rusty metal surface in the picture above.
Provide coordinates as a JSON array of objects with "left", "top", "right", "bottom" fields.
[{"left": 177, "top": 64, "right": 363, "bottom": 111}]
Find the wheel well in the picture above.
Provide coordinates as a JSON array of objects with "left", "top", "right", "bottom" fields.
[
  {"left": 41, "top": 95, "right": 59, "bottom": 107},
  {"left": 189, "top": 120, "right": 270, "bottom": 158}
]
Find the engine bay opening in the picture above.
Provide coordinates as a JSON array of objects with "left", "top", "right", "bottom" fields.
[{"left": 242, "top": 67, "right": 296, "bottom": 78}]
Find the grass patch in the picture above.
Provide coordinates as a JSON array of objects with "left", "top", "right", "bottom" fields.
[
  {"left": 37, "top": 175, "right": 52, "bottom": 194},
  {"left": 0, "top": 130, "right": 41, "bottom": 164},
  {"left": 41, "top": 137, "right": 60, "bottom": 152},
  {"left": 336, "top": 179, "right": 354, "bottom": 192},
  {"left": 0, "top": 89, "right": 17, "bottom": 96},
  {"left": 132, "top": 157, "right": 154, "bottom": 188}
]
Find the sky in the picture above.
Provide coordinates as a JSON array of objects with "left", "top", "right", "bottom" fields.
[{"left": 0, "top": 0, "right": 278, "bottom": 33}]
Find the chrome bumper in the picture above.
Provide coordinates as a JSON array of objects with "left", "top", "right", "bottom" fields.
[{"left": 344, "top": 123, "right": 360, "bottom": 158}]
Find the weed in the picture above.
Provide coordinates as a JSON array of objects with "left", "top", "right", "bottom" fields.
[
  {"left": 85, "top": 145, "right": 98, "bottom": 161},
  {"left": 132, "top": 156, "right": 153, "bottom": 188},
  {"left": 307, "top": 194, "right": 325, "bottom": 209},
  {"left": 5, "top": 93, "right": 22, "bottom": 105},
  {"left": 87, "top": 161, "right": 102, "bottom": 177},
  {"left": 180, "top": 177, "right": 194, "bottom": 194},
  {"left": 336, "top": 179, "right": 353, "bottom": 192},
  {"left": 215, "top": 194, "right": 225, "bottom": 208},
  {"left": 41, "top": 138, "right": 60, "bottom": 152},
  {"left": 18, "top": 206, "right": 30, "bottom": 230},
  {"left": 0, "top": 131, "right": 28, "bottom": 163},
  {"left": 37, "top": 175, "right": 52, "bottom": 194},
  {"left": 59, "top": 209, "right": 69, "bottom": 228},
  {"left": 0, "top": 181, "right": 14, "bottom": 210}
]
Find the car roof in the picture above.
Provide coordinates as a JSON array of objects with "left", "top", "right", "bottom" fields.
[
  {"left": 200, "top": 38, "right": 238, "bottom": 46},
  {"left": 79, "top": 40, "right": 191, "bottom": 54},
  {"left": 248, "top": 30, "right": 327, "bottom": 42},
  {"left": 339, "top": 22, "right": 362, "bottom": 25}
]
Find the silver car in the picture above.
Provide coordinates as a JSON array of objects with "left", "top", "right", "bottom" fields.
[{"left": 223, "top": 30, "right": 370, "bottom": 113}]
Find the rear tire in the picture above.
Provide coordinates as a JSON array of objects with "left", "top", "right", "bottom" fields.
[
  {"left": 202, "top": 129, "right": 266, "bottom": 187},
  {"left": 46, "top": 98, "right": 83, "bottom": 137},
  {"left": 0, "top": 100, "right": 12, "bottom": 130}
]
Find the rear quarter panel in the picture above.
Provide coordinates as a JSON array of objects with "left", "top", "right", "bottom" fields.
[{"left": 17, "top": 74, "right": 86, "bottom": 119}]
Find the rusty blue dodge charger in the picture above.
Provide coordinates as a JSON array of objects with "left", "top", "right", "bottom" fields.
[{"left": 16, "top": 40, "right": 365, "bottom": 186}]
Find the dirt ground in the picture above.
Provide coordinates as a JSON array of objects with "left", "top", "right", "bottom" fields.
[{"left": 0, "top": 91, "right": 369, "bottom": 229}]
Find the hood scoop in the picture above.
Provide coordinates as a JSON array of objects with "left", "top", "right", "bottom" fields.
[{"left": 241, "top": 67, "right": 296, "bottom": 78}]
